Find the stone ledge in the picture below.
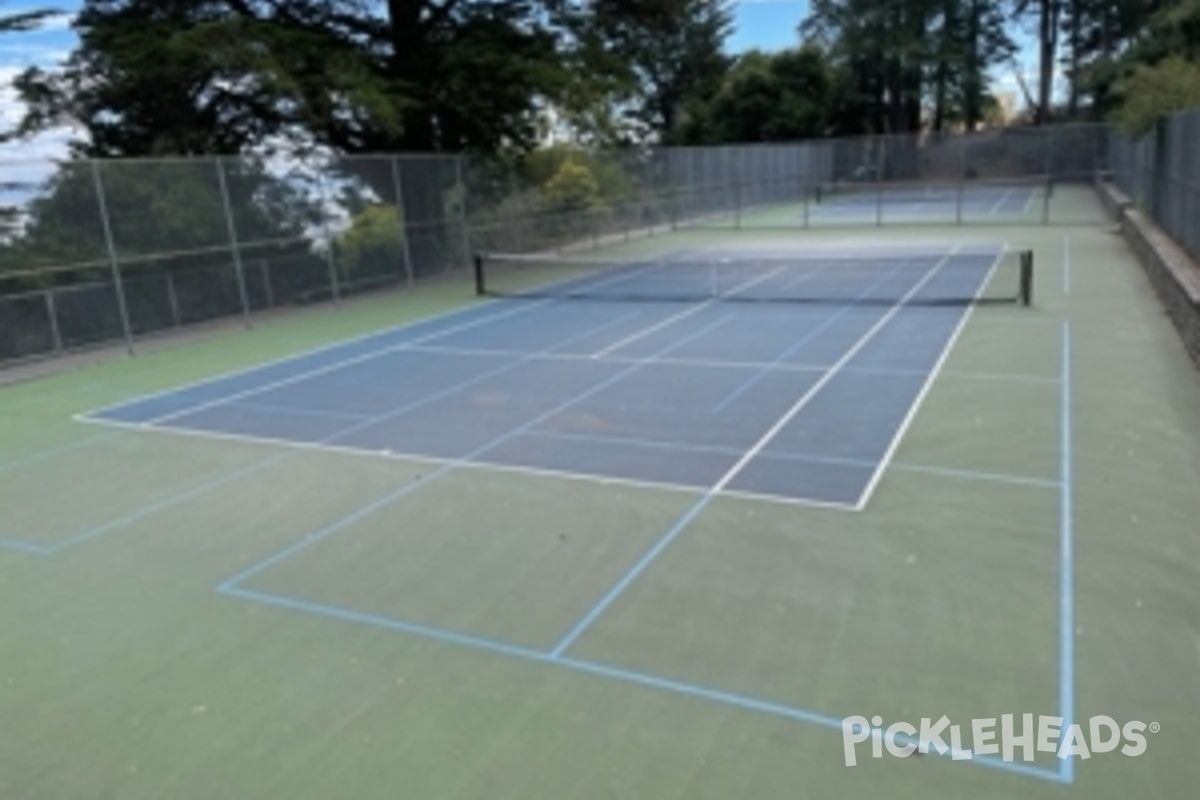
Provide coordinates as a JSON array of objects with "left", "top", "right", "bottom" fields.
[{"left": 1099, "top": 180, "right": 1200, "bottom": 368}]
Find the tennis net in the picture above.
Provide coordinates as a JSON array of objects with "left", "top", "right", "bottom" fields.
[{"left": 474, "top": 248, "right": 1033, "bottom": 307}]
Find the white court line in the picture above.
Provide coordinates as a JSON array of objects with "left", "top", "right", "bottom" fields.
[
  {"left": 718, "top": 487, "right": 857, "bottom": 511},
  {"left": 854, "top": 247, "right": 1007, "bottom": 510},
  {"left": 396, "top": 344, "right": 1059, "bottom": 385},
  {"left": 78, "top": 412, "right": 857, "bottom": 512},
  {"left": 710, "top": 245, "right": 963, "bottom": 500},
  {"left": 589, "top": 265, "right": 788, "bottom": 359},
  {"left": 76, "top": 253, "right": 682, "bottom": 423},
  {"left": 75, "top": 298, "right": 509, "bottom": 420},
  {"left": 987, "top": 187, "right": 1015, "bottom": 216},
  {"left": 111, "top": 261, "right": 673, "bottom": 428},
  {"left": 225, "top": 400, "right": 376, "bottom": 422}
]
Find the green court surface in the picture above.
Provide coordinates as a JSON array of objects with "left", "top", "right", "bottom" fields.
[{"left": 2, "top": 187, "right": 1199, "bottom": 799}]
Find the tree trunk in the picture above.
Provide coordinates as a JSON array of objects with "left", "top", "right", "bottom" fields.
[
  {"left": 1036, "top": 0, "right": 1060, "bottom": 125},
  {"left": 387, "top": 0, "right": 438, "bottom": 150}
]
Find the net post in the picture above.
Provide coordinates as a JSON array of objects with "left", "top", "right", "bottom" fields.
[
  {"left": 1019, "top": 250, "right": 1034, "bottom": 306},
  {"left": 473, "top": 253, "right": 486, "bottom": 296}
]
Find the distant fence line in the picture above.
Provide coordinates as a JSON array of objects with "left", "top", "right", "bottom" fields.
[
  {"left": 1107, "top": 109, "right": 1200, "bottom": 266},
  {"left": 0, "top": 124, "right": 1116, "bottom": 365}
]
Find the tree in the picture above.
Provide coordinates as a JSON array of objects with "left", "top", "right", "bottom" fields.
[
  {"left": 1107, "top": 1, "right": 1200, "bottom": 133},
  {"left": 1112, "top": 56, "right": 1200, "bottom": 135},
  {"left": 2, "top": 158, "right": 314, "bottom": 281},
  {"left": 586, "top": 0, "right": 734, "bottom": 143},
  {"left": 334, "top": 204, "right": 405, "bottom": 283},
  {"left": 16, "top": 0, "right": 580, "bottom": 156},
  {"left": 803, "top": 0, "right": 1012, "bottom": 134},
  {"left": 693, "top": 47, "right": 835, "bottom": 143},
  {"left": 1012, "top": 0, "right": 1063, "bottom": 124},
  {"left": 14, "top": 1, "right": 401, "bottom": 156}
]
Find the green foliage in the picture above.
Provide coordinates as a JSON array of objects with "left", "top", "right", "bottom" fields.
[
  {"left": 693, "top": 47, "right": 834, "bottom": 142},
  {"left": 804, "top": 0, "right": 1014, "bottom": 133},
  {"left": 1112, "top": 56, "right": 1200, "bottom": 136},
  {"left": 584, "top": 0, "right": 734, "bottom": 142},
  {"left": 335, "top": 204, "right": 405, "bottom": 281},
  {"left": 15, "top": 0, "right": 578, "bottom": 156},
  {"left": 1090, "top": 1, "right": 1200, "bottom": 129},
  {"left": 1, "top": 159, "right": 313, "bottom": 279},
  {"left": 538, "top": 160, "right": 606, "bottom": 215},
  {"left": 524, "top": 145, "right": 634, "bottom": 204}
]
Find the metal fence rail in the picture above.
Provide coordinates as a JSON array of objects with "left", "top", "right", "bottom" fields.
[
  {"left": 1, "top": 124, "right": 1116, "bottom": 366},
  {"left": 1108, "top": 110, "right": 1200, "bottom": 266}
]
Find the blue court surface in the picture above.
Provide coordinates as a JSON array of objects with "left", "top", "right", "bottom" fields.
[{"left": 81, "top": 245, "right": 1009, "bottom": 509}]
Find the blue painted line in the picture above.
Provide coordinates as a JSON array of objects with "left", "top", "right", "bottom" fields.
[
  {"left": 525, "top": 429, "right": 1061, "bottom": 491},
  {"left": 0, "top": 537, "right": 54, "bottom": 556},
  {"left": 38, "top": 313, "right": 641, "bottom": 555},
  {"left": 216, "top": 469, "right": 445, "bottom": 590},
  {"left": 560, "top": 657, "right": 1069, "bottom": 784},
  {"left": 314, "top": 312, "right": 641, "bottom": 445},
  {"left": 51, "top": 455, "right": 292, "bottom": 552},
  {"left": 221, "top": 313, "right": 732, "bottom": 592},
  {"left": 220, "top": 582, "right": 1065, "bottom": 784},
  {"left": 78, "top": 296, "right": 520, "bottom": 421},
  {"left": 219, "top": 585, "right": 548, "bottom": 659},
  {"left": 0, "top": 432, "right": 118, "bottom": 474},
  {"left": 1058, "top": 321, "right": 1076, "bottom": 784},
  {"left": 888, "top": 461, "right": 1060, "bottom": 490},
  {"left": 710, "top": 268, "right": 899, "bottom": 413},
  {"left": 550, "top": 489, "right": 716, "bottom": 658}
]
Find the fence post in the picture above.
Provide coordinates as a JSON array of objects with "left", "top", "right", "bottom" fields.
[
  {"left": 261, "top": 260, "right": 275, "bottom": 309},
  {"left": 315, "top": 156, "right": 342, "bottom": 305},
  {"left": 391, "top": 156, "right": 416, "bottom": 288},
  {"left": 456, "top": 156, "right": 471, "bottom": 270},
  {"left": 90, "top": 161, "right": 135, "bottom": 356},
  {"left": 215, "top": 157, "right": 253, "bottom": 327},
  {"left": 45, "top": 290, "right": 62, "bottom": 353},
  {"left": 166, "top": 272, "right": 181, "bottom": 326}
]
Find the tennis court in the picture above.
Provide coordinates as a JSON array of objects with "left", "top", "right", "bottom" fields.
[
  {"left": 79, "top": 245, "right": 1030, "bottom": 508},
  {"left": 811, "top": 178, "right": 1049, "bottom": 220},
  {"left": 1, "top": 210, "right": 1198, "bottom": 800}
]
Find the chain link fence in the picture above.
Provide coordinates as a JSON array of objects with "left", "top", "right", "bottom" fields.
[
  {"left": 1, "top": 124, "right": 1117, "bottom": 366},
  {"left": 1108, "top": 109, "right": 1200, "bottom": 266}
]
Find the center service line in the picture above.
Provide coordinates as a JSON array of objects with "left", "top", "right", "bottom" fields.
[
  {"left": 589, "top": 264, "right": 788, "bottom": 359},
  {"left": 549, "top": 246, "right": 961, "bottom": 659}
]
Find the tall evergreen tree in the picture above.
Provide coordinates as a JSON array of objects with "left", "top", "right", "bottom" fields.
[
  {"left": 586, "top": 0, "right": 734, "bottom": 143},
  {"left": 15, "top": 0, "right": 580, "bottom": 156}
]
